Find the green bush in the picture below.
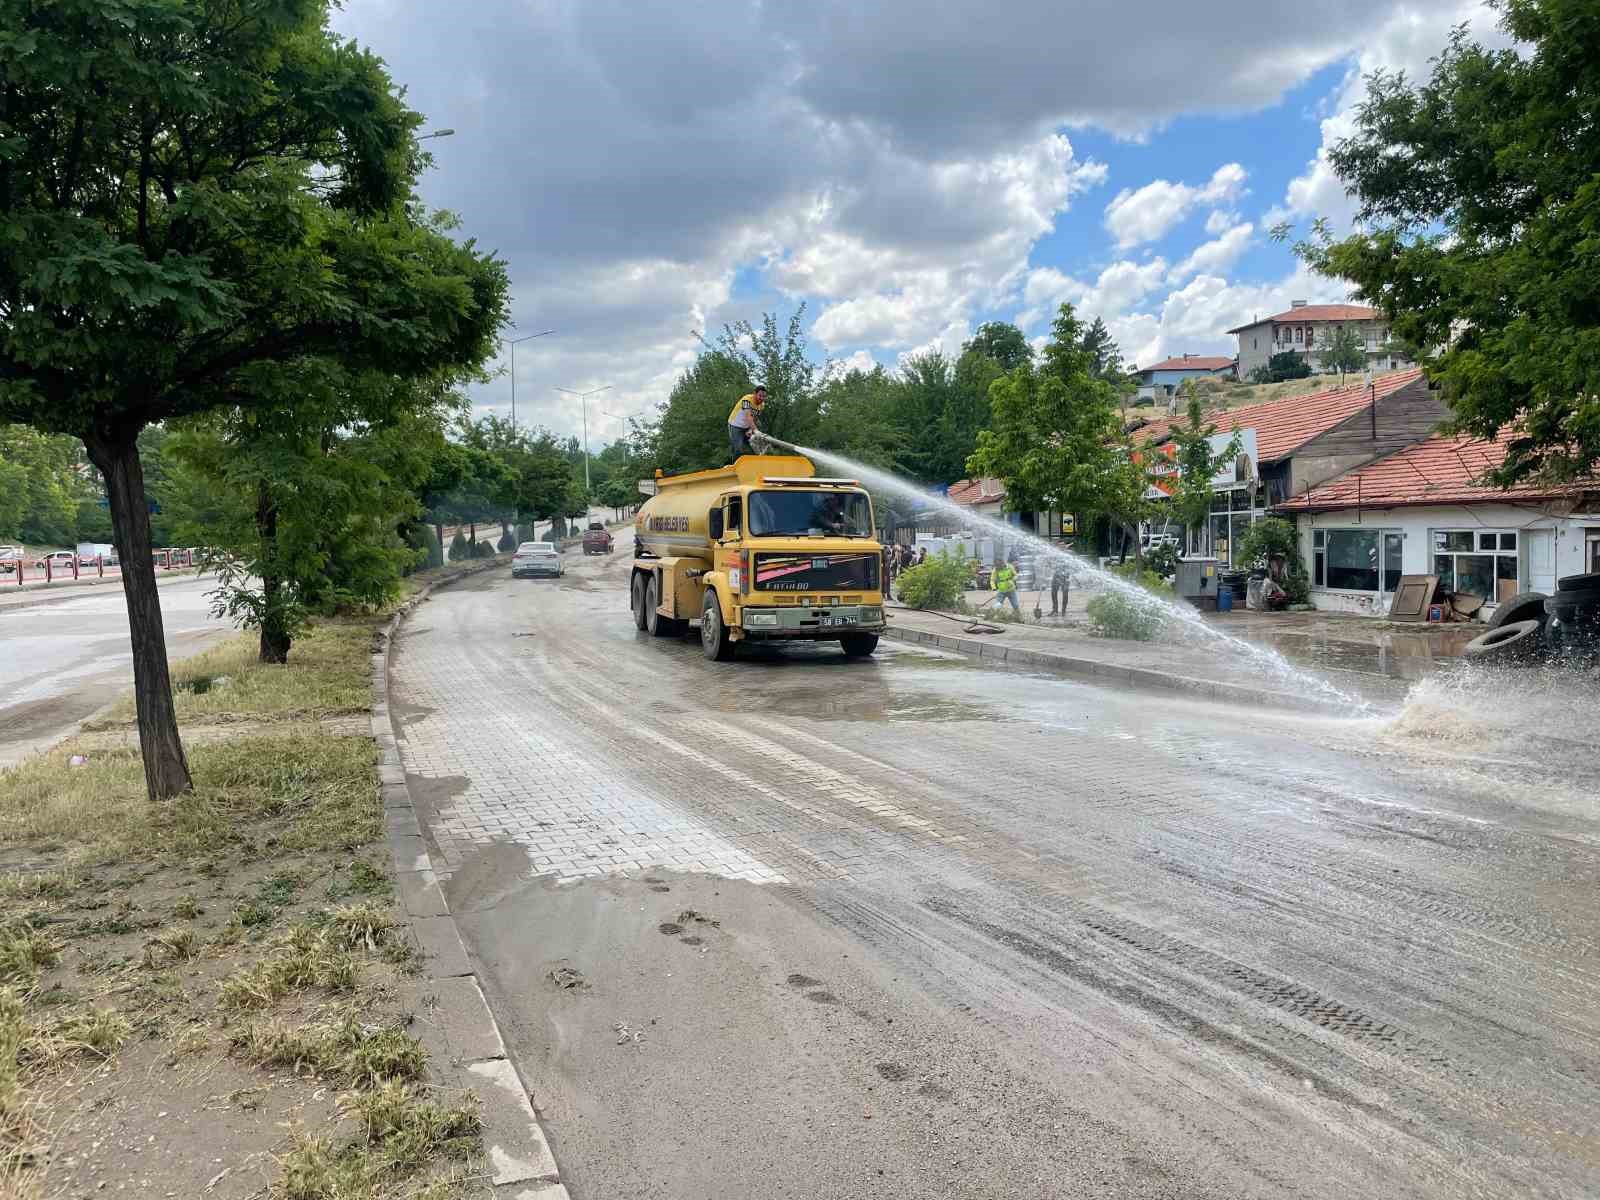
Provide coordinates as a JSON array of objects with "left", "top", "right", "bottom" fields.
[
  {"left": 1143, "top": 541, "right": 1180, "bottom": 580},
  {"left": 496, "top": 529, "right": 516, "bottom": 552},
  {"left": 1235, "top": 516, "right": 1311, "bottom": 604},
  {"left": 1085, "top": 562, "right": 1172, "bottom": 641},
  {"left": 896, "top": 548, "right": 973, "bottom": 611},
  {"left": 447, "top": 532, "right": 469, "bottom": 562},
  {"left": 472, "top": 540, "right": 495, "bottom": 559}
]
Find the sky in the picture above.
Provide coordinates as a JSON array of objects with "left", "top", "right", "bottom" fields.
[{"left": 330, "top": 0, "right": 1506, "bottom": 450}]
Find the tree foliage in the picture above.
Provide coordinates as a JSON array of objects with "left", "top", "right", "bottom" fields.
[
  {"left": 962, "top": 322, "right": 1034, "bottom": 373},
  {"left": 1164, "top": 395, "right": 1242, "bottom": 535},
  {"left": 1248, "top": 351, "right": 1313, "bottom": 384},
  {"left": 968, "top": 304, "right": 1146, "bottom": 535},
  {"left": 1287, "top": 0, "right": 1600, "bottom": 483},
  {"left": 1318, "top": 325, "right": 1366, "bottom": 382},
  {"left": 0, "top": 0, "right": 509, "bottom": 799}
]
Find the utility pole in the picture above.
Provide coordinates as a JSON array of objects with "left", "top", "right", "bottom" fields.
[
  {"left": 505, "top": 330, "right": 555, "bottom": 432},
  {"left": 555, "top": 385, "right": 612, "bottom": 492}
]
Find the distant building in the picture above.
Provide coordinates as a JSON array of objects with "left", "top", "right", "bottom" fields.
[
  {"left": 1131, "top": 354, "right": 1236, "bottom": 404},
  {"left": 1275, "top": 431, "right": 1600, "bottom": 618},
  {"left": 1133, "top": 368, "right": 1437, "bottom": 567},
  {"left": 1227, "top": 302, "right": 1411, "bottom": 380}
]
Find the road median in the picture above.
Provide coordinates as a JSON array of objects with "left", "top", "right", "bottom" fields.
[{"left": 0, "top": 554, "right": 522, "bottom": 1200}]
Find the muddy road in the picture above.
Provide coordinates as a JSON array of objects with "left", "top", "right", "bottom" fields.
[
  {"left": 389, "top": 549, "right": 1600, "bottom": 1199},
  {"left": 0, "top": 577, "right": 231, "bottom": 765}
]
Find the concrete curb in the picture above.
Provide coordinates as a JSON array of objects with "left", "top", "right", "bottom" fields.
[
  {"left": 370, "top": 557, "right": 571, "bottom": 1200},
  {"left": 0, "top": 570, "right": 208, "bottom": 614},
  {"left": 883, "top": 624, "right": 1340, "bottom": 714}
]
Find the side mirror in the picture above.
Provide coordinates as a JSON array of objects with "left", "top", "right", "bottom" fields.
[{"left": 708, "top": 508, "right": 724, "bottom": 540}]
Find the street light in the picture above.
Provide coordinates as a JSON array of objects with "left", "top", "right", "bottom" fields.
[
  {"left": 504, "top": 330, "right": 555, "bottom": 431},
  {"left": 554, "top": 385, "right": 612, "bottom": 491},
  {"left": 417, "top": 128, "right": 456, "bottom": 140}
]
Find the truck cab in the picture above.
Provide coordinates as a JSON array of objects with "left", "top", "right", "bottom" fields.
[{"left": 630, "top": 456, "right": 886, "bottom": 661}]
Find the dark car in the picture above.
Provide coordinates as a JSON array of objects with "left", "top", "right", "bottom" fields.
[{"left": 582, "top": 524, "right": 613, "bottom": 555}]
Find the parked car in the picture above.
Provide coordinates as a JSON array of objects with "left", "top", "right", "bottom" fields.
[
  {"left": 582, "top": 523, "right": 614, "bottom": 555},
  {"left": 511, "top": 541, "right": 564, "bottom": 579},
  {"left": 33, "top": 550, "right": 76, "bottom": 571},
  {"left": 0, "top": 546, "right": 21, "bottom": 575}
]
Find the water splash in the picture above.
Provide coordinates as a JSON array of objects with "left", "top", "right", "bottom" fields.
[{"left": 764, "top": 435, "right": 1372, "bottom": 715}]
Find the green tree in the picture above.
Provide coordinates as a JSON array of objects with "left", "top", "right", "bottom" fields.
[
  {"left": 1287, "top": 0, "right": 1600, "bottom": 482},
  {"left": 1318, "top": 324, "right": 1366, "bottom": 383},
  {"left": 1249, "top": 351, "right": 1313, "bottom": 384},
  {"left": 708, "top": 307, "right": 822, "bottom": 450},
  {"left": 967, "top": 304, "right": 1129, "bottom": 531},
  {"left": 1162, "top": 395, "right": 1242, "bottom": 541},
  {"left": 0, "top": 0, "right": 508, "bottom": 798},
  {"left": 0, "top": 425, "right": 79, "bottom": 544},
  {"left": 962, "top": 322, "right": 1034, "bottom": 372},
  {"left": 1080, "top": 317, "right": 1125, "bottom": 381},
  {"left": 649, "top": 350, "right": 752, "bottom": 474}
]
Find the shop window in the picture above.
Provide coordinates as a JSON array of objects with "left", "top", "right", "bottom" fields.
[
  {"left": 1313, "top": 528, "right": 1403, "bottom": 592},
  {"left": 1433, "top": 528, "right": 1518, "bottom": 601}
]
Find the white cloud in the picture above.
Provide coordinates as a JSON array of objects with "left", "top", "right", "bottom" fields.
[
  {"left": 1169, "top": 222, "right": 1255, "bottom": 282},
  {"left": 833, "top": 349, "right": 881, "bottom": 375},
  {"left": 1103, "top": 163, "right": 1247, "bottom": 248},
  {"left": 1275, "top": 2, "right": 1510, "bottom": 234},
  {"left": 1205, "top": 209, "right": 1239, "bottom": 236},
  {"left": 328, "top": 0, "right": 1482, "bottom": 441},
  {"left": 1016, "top": 257, "right": 1168, "bottom": 331}
]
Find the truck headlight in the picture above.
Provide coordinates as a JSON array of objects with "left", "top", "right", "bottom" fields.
[{"left": 745, "top": 611, "right": 779, "bottom": 627}]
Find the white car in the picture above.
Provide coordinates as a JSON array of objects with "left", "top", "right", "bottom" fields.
[
  {"left": 0, "top": 546, "right": 20, "bottom": 575},
  {"left": 511, "top": 542, "right": 563, "bottom": 579},
  {"left": 33, "top": 550, "right": 76, "bottom": 571}
]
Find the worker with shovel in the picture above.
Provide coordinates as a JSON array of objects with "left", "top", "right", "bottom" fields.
[
  {"left": 728, "top": 385, "right": 767, "bottom": 459},
  {"left": 993, "top": 557, "right": 1021, "bottom": 617}
]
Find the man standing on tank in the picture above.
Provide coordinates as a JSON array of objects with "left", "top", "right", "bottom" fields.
[{"left": 728, "top": 385, "right": 766, "bottom": 458}]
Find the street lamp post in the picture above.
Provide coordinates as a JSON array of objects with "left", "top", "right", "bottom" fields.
[
  {"left": 505, "top": 330, "right": 555, "bottom": 431},
  {"left": 555, "top": 385, "right": 612, "bottom": 491}
]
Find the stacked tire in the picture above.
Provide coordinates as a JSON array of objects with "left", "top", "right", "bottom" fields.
[
  {"left": 1464, "top": 589, "right": 1551, "bottom": 665},
  {"left": 1544, "top": 573, "right": 1600, "bottom": 662}
]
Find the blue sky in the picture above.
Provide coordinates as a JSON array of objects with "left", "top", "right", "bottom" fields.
[{"left": 333, "top": 0, "right": 1499, "bottom": 444}]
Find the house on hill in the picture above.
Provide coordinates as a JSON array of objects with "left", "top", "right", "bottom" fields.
[
  {"left": 1228, "top": 301, "right": 1411, "bottom": 380},
  {"left": 1131, "top": 354, "right": 1236, "bottom": 404},
  {"left": 1134, "top": 368, "right": 1440, "bottom": 567},
  {"left": 1274, "top": 432, "right": 1600, "bottom": 617}
]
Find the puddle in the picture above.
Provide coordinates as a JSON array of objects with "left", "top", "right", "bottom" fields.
[
  {"left": 1242, "top": 626, "right": 1475, "bottom": 682},
  {"left": 696, "top": 680, "right": 998, "bottom": 724}
]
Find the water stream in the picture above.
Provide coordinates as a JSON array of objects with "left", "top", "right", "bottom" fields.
[{"left": 761, "top": 435, "right": 1373, "bottom": 715}]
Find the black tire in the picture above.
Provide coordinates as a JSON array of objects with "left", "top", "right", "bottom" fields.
[
  {"left": 1488, "top": 591, "right": 1549, "bottom": 630},
  {"left": 645, "top": 575, "right": 680, "bottom": 638},
  {"left": 700, "top": 591, "right": 734, "bottom": 661},
  {"left": 1462, "top": 618, "right": 1543, "bottom": 662},
  {"left": 840, "top": 633, "right": 879, "bottom": 658},
  {"left": 631, "top": 572, "right": 649, "bottom": 630},
  {"left": 1556, "top": 572, "right": 1600, "bottom": 594}
]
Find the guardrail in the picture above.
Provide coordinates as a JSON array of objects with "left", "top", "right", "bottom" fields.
[{"left": 2, "top": 548, "right": 196, "bottom": 587}]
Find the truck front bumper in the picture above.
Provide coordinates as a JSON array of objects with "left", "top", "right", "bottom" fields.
[{"left": 739, "top": 605, "right": 885, "bottom": 639}]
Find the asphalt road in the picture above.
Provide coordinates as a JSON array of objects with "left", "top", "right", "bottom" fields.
[
  {"left": 0, "top": 576, "right": 232, "bottom": 765},
  {"left": 390, "top": 549, "right": 1600, "bottom": 1200}
]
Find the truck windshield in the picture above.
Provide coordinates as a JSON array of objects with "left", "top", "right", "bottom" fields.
[{"left": 749, "top": 490, "right": 872, "bottom": 538}]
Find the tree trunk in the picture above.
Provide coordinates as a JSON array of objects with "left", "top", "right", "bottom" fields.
[
  {"left": 256, "top": 480, "right": 291, "bottom": 664},
  {"left": 85, "top": 431, "right": 192, "bottom": 801}
]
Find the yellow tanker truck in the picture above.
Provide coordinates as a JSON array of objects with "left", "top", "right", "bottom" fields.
[{"left": 630, "top": 454, "right": 886, "bottom": 661}]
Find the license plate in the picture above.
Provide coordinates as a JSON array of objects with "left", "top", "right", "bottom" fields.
[
  {"left": 811, "top": 557, "right": 830, "bottom": 570},
  {"left": 819, "top": 616, "right": 849, "bottom": 627}
]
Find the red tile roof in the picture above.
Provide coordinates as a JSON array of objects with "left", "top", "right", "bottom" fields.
[
  {"left": 1226, "top": 304, "right": 1378, "bottom": 333},
  {"left": 1132, "top": 368, "right": 1425, "bottom": 463},
  {"left": 1275, "top": 429, "right": 1594, "bottom": 512},
  {"left": 1137, "top": 355, "right": 1235, "bottom": 375},
  {"left": 946, "top": 477, "right": 1005, "bottom": 506}
]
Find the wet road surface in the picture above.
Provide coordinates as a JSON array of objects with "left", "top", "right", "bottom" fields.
[
  {"left": 0, "top": 577, "right": 231, "bottom": 764},
  {"left": 390, "top": 550, "right": 1600, "bottom": 1199}
]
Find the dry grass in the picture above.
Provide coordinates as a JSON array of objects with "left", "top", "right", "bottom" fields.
[
  {"left": 0, "top": 733, "right": 377, "bottom": 866},
  {"left": 0, "top": 561, "right": 500, "bottom": 1198}
]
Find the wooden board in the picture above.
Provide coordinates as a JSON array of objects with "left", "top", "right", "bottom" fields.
[{"left": 1388, "top": 574, "right": 1438, "bottom": 621}]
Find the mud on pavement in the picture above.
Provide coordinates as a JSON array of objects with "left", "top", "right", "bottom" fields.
[{"left": 452, "top": 867, "right": 1235, "bottom": 1200}]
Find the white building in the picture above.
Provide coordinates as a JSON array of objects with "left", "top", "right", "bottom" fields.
[
  {"left": 1275, "top": 432, "right": 1600, "bottom": 617},
  {"left": 1228, "top": 302, "right": 1412, "bottom": 380}
]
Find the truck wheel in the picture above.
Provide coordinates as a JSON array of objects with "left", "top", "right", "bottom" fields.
[
  {"left": 701, "top": 592, "right": 735, "bottom": 661},
  {"left": 646, "top": 576, "right": 678, "bottom": 638},
  {"left": 631, "top": 572, "right": 649, "bottom": 630},
  {"left": 840, "top": 633, "right": 879, "bottom": 658}
]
